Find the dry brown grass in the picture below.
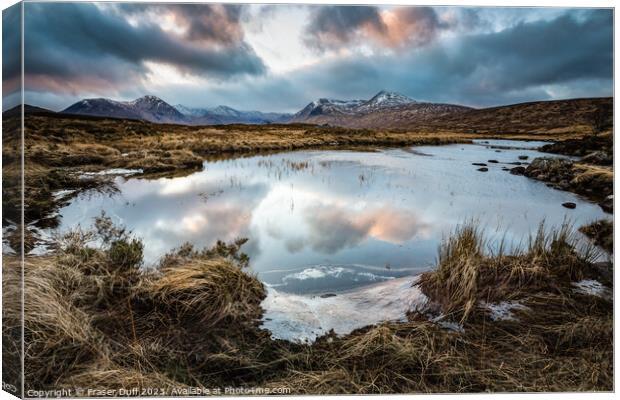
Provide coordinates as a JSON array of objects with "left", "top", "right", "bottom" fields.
[
  {"left": 145, "top": 258, "right": 264, "bottom": 327},
  {"left": 418, "top": 222, "right": 602, "bottom": 322},
  {"left": 3, "top": 217, "right": 612, "bottom": 394},
  {"left": 572, "top": 163, "right": 613, "bottom": 188}
]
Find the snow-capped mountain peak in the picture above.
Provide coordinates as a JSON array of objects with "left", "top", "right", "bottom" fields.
[
  {"left": 292, "top": 91, "right": 416, "bottom": 120},
  {"left": 63, "top": 95, "right": 184, "bottom": 123},
  {"left": 356, "top": 91, "right": 416, "bottom": 112},
  {"left": 173, "top": 104, "right": 291, "bottom": 125}
]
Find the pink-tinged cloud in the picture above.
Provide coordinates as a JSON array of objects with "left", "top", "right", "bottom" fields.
[
  {"left": 374, "top": 7, "right": 448, "bottom": 48},
  {"left": 294, "top": 203, "right": 430, "bottom": 254},
  {"left": 305, "top": 6, "right": 450, "bottom": 51}
]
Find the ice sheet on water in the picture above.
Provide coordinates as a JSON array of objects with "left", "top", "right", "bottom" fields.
[
  {"left": 80, "top": 168, "right": 143, "bottom": 177},
  {"left": 260, "top": 276, "right": 427, "bottom": 343},
  {"left": 281, "top": 264, "right": 395, "bottom": 283}
]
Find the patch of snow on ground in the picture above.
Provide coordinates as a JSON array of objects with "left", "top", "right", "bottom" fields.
[
  {"left": 573, "top": 279, "right": 612, "bottom": 300},
  {"left": 482, "top": 301, "right": 528, "bottom": 321},
  {"left": 261, "top": 276, "right": 427, "bottom": 343}
]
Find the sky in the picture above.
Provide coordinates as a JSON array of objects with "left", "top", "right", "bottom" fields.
[{"left": 2, "top": 3, "right": 614, "bottom": 113}]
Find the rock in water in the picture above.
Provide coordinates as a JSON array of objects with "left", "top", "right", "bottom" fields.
[
  {"left": 510, "top": 166, "right": 526, "bottom": 175},
  {"left": 477, "top": 167, "right": 489, "bottom": 172},
  {"left": 562, "top": 202, "right": 577, "bottom": 209}
]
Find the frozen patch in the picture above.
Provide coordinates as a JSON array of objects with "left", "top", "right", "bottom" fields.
[
  {"left": 81, "top": 168, "right": 143, "bottom": 177},
  {"left": 572, "top": 279, "right": 612, "bottom": 300},
  {"left": 481, "top": 301, "right": 528, "bottom": 321},
  {"left": 261, "top": 276, "right": 427, "bottom": 343},
  {"left": 281, "top": 265, "right": 394, "bottom": 284},
  {"left": 52, "top": 189, "right": 77, "bottom": 200}
]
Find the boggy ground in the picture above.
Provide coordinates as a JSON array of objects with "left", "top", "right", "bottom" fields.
[{"left": 3, "top": 217, "right": 612, "bottom": 394}]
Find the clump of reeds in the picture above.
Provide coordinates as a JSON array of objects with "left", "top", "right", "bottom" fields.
[{"left": 418, "top": 221, "right": 600, "bottom": 322}]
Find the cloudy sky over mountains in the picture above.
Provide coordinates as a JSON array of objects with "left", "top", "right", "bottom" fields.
[{"left": 2, "top": 3, "right": 613, "bottom": 112}]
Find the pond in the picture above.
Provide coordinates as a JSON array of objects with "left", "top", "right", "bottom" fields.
[{"left": 48, "top": 139, "right": 610, "bottom": 341}]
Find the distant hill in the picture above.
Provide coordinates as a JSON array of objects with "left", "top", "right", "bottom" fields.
[
  {"left": 60, "top": 94, "right": 291, "bottom": 125},
  {"left": 63, "top": 95, "right": 185, "bottom": 124},
  {"left": 12, "top": 94, "right": 612, "bottom": 135},
  {"left": 3, "top": 104, "right": 55, "bottom": 117},
  {"left": 290, "top": 92, "right": 612, "bottom": 134},
  {"left": 174, "top": 104, "right": 291, "bottom": 125},
  {"left": 290, "top": 90, "right": 472, "bottom": 127},
  {"left": 395, "top": 97, "right": 613, "bottom": 134}
]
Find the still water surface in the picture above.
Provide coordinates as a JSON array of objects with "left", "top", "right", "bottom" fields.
[{"left": 54, "top": 139, "right": 609, "bottom": 296}]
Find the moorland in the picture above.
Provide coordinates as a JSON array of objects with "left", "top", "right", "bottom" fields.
[{"left": 2, "top": 96, "right": 614, "bottom": 394}]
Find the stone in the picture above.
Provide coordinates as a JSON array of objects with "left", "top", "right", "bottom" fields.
[
  {"left": 562, "top": 202, "right": 576, "bottom": 209},
  {"left": 581, "top": 151, "right": 612, "bottom": 165}
]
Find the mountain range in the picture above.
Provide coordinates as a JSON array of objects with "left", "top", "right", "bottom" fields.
[
  {"left": 290, "top": 90, "right": 472, "bottom": 127},
  {"left": 62, "top": 96, "right": 291, "bottom": 125},
  {"left": 6, "top": 91, "right": 612, "bottom": 134},
  {"left": 174, "top": 104, "right": 290, "bottom": 125},
  {"left": 292, "top": 90, "right": 418, "bottom": 120},
  {"left": 58, "top": 90, "right": 468, "bottom": 127}
]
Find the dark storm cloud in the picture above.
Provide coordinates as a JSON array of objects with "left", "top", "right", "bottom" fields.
[
  {"left": 292, "top": 8, "right": 612, "bottom": 107},
  {"left": 21, "top": 3, "right": 264, "bottom": 95},
  {"left": 304, "top": 6, "right": 385, "bottom": 49},
  {"left": 461, "top": 9, "right": 613, "bottom": 90},
  {"left": 18, "top": 6, "right": 613, "bottom": 113},
  {"left": 115, "top": 3, "right": 245, "bottom": 44},
  {"left": 304, "top": 6, "right": 450, "bottom": 50}
]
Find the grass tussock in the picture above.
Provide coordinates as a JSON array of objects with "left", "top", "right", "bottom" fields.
[
  {"left": 3, "top": 218, "right": 612, "bottom": 394},
  {"left": 418, "top": 222, "right": 602, "bottom": 322}
]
